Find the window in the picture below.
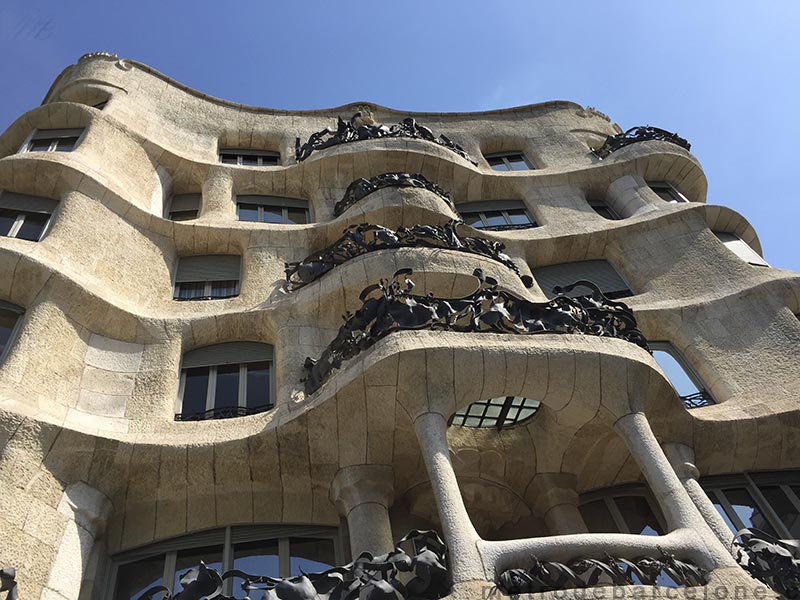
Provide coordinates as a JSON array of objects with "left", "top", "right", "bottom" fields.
[
  {"left": 588, "top": 197, "right": 620, "bottom": 220},
  {"left": 173, "top": 255, "right": 241, "bottom": 301},
  {"left": 713, "top": 232, "right": 769, "bottom": 267},
  {"left": 109, "top": 525, "right": 341, "bottom": 599},
  {"left": 650, "top": 342, "right": 713, "bottom": 409},
  {"left": 580, "top": 489, "right": 665, "bottom": 536},
  {"left": 0, "top": 301, "right": 24, "bottom": 362},
  {"left": 236, "top": 195, "right": 310, "bottom": 225},
  {"left": 458, "top": 200, "right": 536, "bottom": 231},
  {"left": 485, "top": 151, "right": 535, "bottom": 171},
  {"left": 0, "top": 191, "right": 57, "bottom": 242},
  {"left": 166, "top": 193, "right": 201, "bottom": 221},
  {"left": 20, "top": 128, "right": 84, "bottom": 153},
  {"left": 450, "top": 396, "right": 541, "bottom": 430},
  {"left": 219, "top": 149, "right": 280, "bottom": 167},
  {"left": 702, "top": 471, "right": 800, "bottom": 539},
  {"left": 647, "top": 181, "right": 687, "bottom": 203},
  {"left": 176, "top": 342, "right": 274, "bottom": 421},
  {"left": 533, "top": 259, "right": 632, "bottom": 300}
]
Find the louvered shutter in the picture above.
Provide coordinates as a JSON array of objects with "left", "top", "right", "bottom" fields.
[
  {"left": 534, "top": 260, "right": 630, "bottom": 299},
  {"left": 714, "top": 232, "right": 769, "bottom": 267},
  {"left": 182, "top": 342, "right": 273, "bottom": 369},
  {"left": 31, "top": 128, "right": 83, "bottom": 140},
  {"left": 0, "top": 191, "right": 58, "bottom": 214},
  {"left": 175, "top": 255, "right": 241, "bottom": 283},
  {"left": 169, "top": 193, "right": 201, "bottom": 212}
]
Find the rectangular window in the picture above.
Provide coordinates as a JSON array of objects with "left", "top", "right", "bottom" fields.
[
  {"left": 457, "top": 200, "right": 536, "bottom": 231},
  {"left": 218, "top": 149, "right": 280, "bottom": 166},
  {"left": 485, "top": 151, "right": 535, "bottom": 171},
  {"left": 236, "top": 195, "right": 310, "bottom": 225},
  {"left": 533, "top": 259, "right": 632, "bottom": 300},
  {"left": 588, "top": 198, "right": 621, "bottom": 220},
  {"left": 173, "top": 255, "right": 241, "bottom": 301},
  {"left": 713, "top": 232, "right": 769, "bottom": 267},
  {"left": 167, "top": 193, "right": 201, "bottom": 221},
  {"left": 0, "top": 191, "right": 57, "bottom": 242},
  {"left": 21, "top": 128, "right": 85, "bottom": 153},
  {"left": 647, "top": 181, "right": 687, "bottom": 203}
]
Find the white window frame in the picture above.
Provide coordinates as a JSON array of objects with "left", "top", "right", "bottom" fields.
[
  {"left": 218, "top": 148, "right": 280, "bottom": 167},
  {"left": 0, "top": 210, "right": 52, "bottom": 241},
  {"left": 18, "top": 128, "right": 86, "bottom": 154},
  {"left": 647, "top": 181, "right": 688, "bottom": 203},
  {"left": 484, "top": 151, "right": 535, "bottom": 171}
]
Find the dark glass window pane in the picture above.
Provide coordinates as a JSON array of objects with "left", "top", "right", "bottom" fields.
[
  {"left": 210, "top": 280, "right": 238, "bottom": 299},
  {"left": 760, "top": 486, "right": 800, "bottom": 537},
  {"left": 232, "top": 539, "right": 279, "bottom": 599},
  {"left": 241, "top": 155, "right": 259, "bottom": 166},
  {"left": 114, "top": 554, "right": 165, "bottom": 600},
  {"left": 215, "top": 364, "right": 240, "bottom": 409},
  {"left": 580, "top": 500, "right": 619, "bottom": 533},
  {"left": 173, "top": 545, "right": 223, "bottom": 594},
  {"left": 0, "top": 309, "right": 19, "bottom": 357},
  {"left": 652, "top": 350, "right": 701, "bottom": 398},
  {"left": 593, "top": 205, "right": 618, "bottom": 220},
  {"left": 507, "top": 155, "right": 530, "bottom": 170},
  {"left": 506, "top": 209, "right": 531, "bottom": 225},
  {"left": 724, "top": 488, "right": 777, "bottom": 535},
  {"left": 710, "top": 497, "right": 738, "bottom": 532},
  {"left": 461, "top": 212, "right": 483, "bottom": 227},
  {"left": 246, "top": 361, "right": 272, "bottom": 410},
  {"left": 176, "top": 281, "right": 206, "bottom": 300},
  {"left": 16, "top": 212, "right": 48, "bottom": 241},
  {"left": 170, "top": 210, "right": 198, "bottom": 221},
  {"left": 220, "top": 154, "right": 238, "bottom": 164},
  {"left": 181, "top": 367, "right": 209, "bottom": 416},
  {"left": 488, "top": 156, "right": 508, "bottom": 171},
  {"left": 286, "top": 208, "right": 308, "bottom": 224},
  {"left": 289, "top": 538, "right": 335, "bottom": 576},
  {"left": 615, "top": 496, "right": 663, "bottom": 536},
  {"left": 238, "top": 203, "right": 259, "bottom": 222},
  {"left": 55, "top": 136, "right": 79, "bottom": 151},
  {"left": 652, "top": 187, "right": 680, "bottom": 203},
  {"left": 482, "top": 210, "right": 507, "bottom": 227},
  {"left": 0, "top": 209, "right": 18, "bottom": 236},
  {"left": 262, "top": 155, "right": 279, "bottom": 166},
  {"left": 262, "top": 207, "right": 284, "bottom": 224},
  {"left": 28, "top": 139, "right": 52, "bottom": 152}
]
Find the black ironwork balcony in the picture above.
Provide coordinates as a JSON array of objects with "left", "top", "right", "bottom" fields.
[
  {"left": 497, "top": 552, "right": 706, "bottom": 593},
  {"left": 133, "top": 530, "right": 449, "bottom": 600},
  {"left": 680, "top": 390, "right": 714, "bottom": 409},
  {"left": 733, "top": 528, "right": 800, "bottom": 599},
  {"left": 335, "top": 172, "right": 456, "bottom": 217},
  {"left": 174, "top": 403, "right": 273, "bottom": 422},
  {"left": 303, "top": 269, "right": 649, "bottom": 394},
  {"left": 593, "top": 126, "right": 691, "bottom": 159},
  {"left": 285, "top": 220, "right": 533, "bottom": 291},
  {"left": 295, "top": 112, "right": 476, "bottom": 164},
  {"left": 476, "top": 223, "right": 537, "bottom": 232},
  {"left": 0, "top": 569, "right": 17, "bottom": 600}
]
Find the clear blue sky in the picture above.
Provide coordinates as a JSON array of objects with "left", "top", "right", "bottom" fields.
[{"left": 1, "top": 1, "right": 798, "bottom": 271}]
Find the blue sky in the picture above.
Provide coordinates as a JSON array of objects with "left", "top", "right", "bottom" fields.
[{"left": 1, "top": 1, "right": 798, "bottom": 271}]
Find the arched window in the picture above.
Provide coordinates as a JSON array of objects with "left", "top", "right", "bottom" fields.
[
  {"left": 650, "top": 342, "right": 713, "bottom": 408},
  {"left": 450, "top": 396, "right": 541, "bottom": 430},
  {"left": 175, "top": 342, "right": 274, "bottom": 421}
]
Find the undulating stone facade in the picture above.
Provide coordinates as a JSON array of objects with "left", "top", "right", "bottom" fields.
[{"left": 0, "top": 53, "right": 798, "bottom": 600}]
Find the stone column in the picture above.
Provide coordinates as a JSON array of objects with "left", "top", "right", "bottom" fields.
[
  {"left": 527, "top": 473, "right": 589, "bottom": 535},
  {"left": 414, "top": 412, "right": 485, "bottom": 583},
  {"left": 42, "top": 482, "right": 112, "bottom": 600},
  {"left": 613, "top": 412, "right": 736, "bottom": 569},
  {"left": 607, "top": 174, "right": 659, "bottom": 218},
  {"left": 664, "top": 442, "right": 734, "bottom": 547},
  {"left": 332, "top": 465, "right": 395, "bottom": 557},
  {"left": 200, "top": 166, "right": 234, "bottom": 222}
]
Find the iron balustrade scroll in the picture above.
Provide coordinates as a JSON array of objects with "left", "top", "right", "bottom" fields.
[
  {"left": 174, "top": 403, "right": 274, "bottom": 422},
  {"left": 303, "top": 269, "right": 649, "bottom": 394},
  {"left": 335, "top": 172, "right": 456, "bottom": 217},
  {"left": 0, "top": 569, "right": 17, "bottom": 600},
  {"left": 496, "top": 552, "right": 707, "bottom": 594},
  {"left": 733, "top": 528, "right": 800, "bottom": 599},
  {"left": 680, "top": 390, "right": 714, "bottom": 409},
  {"left": 593, "top": 126, "right": 691, "bottom": 159},
  {"left": 134, "top": 529, "right": 449, "bottom": 600},
  {"left": 284, "top": 220, "right": 533, "bottom": 291},
  {"left": 295, "top": 113, "right": 476, "bottom": 164}
]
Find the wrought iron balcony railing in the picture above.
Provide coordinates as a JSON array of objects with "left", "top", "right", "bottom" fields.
[
  {"left": 174, "top": 403, "right": 273, "bottom": 422},
  {"left": 295, "top": 112, "right": 476, "bottom": 164},
  {"left": 680, "top": 390, "right": 714, "bottom": 409},
  {"left": 303, "top": 269, "right": 649, "bottom": 394},
  {"left": 284, "top": 220, "right": 533, "bottom": 291},
  {"left": 593, "top": 126, "right": 691, "bottom": 159},
  {"left": 335, "top": 172, "right": 456, "bottom": 217},
  {"left": 733, "top": 528, "right": 800, "bottom": 599},
  {"left": 0, "top": 569, "right": 17, "bottom": 600}
]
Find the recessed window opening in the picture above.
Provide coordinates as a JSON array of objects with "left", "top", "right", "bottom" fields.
[
  {"left": 450, "top": 396, "right": 541, "bottom": 430},
  {"left": 458, "top": 200, "right": 536, "bottom": 231},
  {"left": 484, "top": 151, "right": 535, "bottom": 171},
  {"left": 533, "top": 259, "right": 632, "bottom": 300},
  {"left": 588, "top": 197, "right": 620, "bottom": 220},
  {"left": 0, "top": 191, "right": 57, "bottom": 242},
  {"left": 650, "top": 342, "right": 713, "bottom": 409},
  {"left": 173, "top": 255, "right": 241, "bottom": 301},
  {"left": 176, "top": 342, "right": 274, "bottom": 421},
  {"left": 580, "top": 491, "right": 665, "bottom": 537},
  {"left": 219, "top": 149, "right": 280, "bottom": 167},
  {"left": 20, "top": 128, "right": 84, "bottom": 153},
  {"left": 647, "top": 181, "right": 688, "bottom": 203},
  {"left": 0, "top": 300, "right": 24, "bottom": 363},
  {"left": 236, "top": 195, "right": 310, "bottom": 225},
  {"left": 713, "top": 232, "right": 769, "bottom": 267},
  {"left": 167, "top": 193, "right": 201, "bottom": 221}
]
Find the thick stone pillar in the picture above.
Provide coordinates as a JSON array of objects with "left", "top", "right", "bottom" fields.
[
  {"left": 607, "top": 174, "right": 659, "bottom": 218},
  {"left": 613, "top": 412, "right": 736, "bottom": 569},
  {"left": 527, "top": 473, "right": 589, "bottom": 535},
  {"left": 414, "top": 412, "right": 485, "bottom": 583},
  {"left": 42, "top": 482, "right": 112, "bottom": 600},
  {"left": 200, "top": 166, "right": 234, "bottom": 222},
  {"left": 664, "top": 442, "right": 734, "bottom": 547},
  {"left": 332, "top": 465, "right": 395, "bottom": 557}
]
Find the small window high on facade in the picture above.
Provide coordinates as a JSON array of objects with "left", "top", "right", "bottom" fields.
[
  {"left": 484, "top": 151, "right": 535, "bottom": 171},
  {"left": 236, "top": 195, "right": 310, "bottom": 225},
  {"left": 533, "top": 259, "right": 632, "bottom": 300},
  {"left": 167, "top": 193, "right": 201, "bottom": 221},
  {"left": 20, "top": 128, "right": 84, "bottom": 153},
  {"left": 0, "top": 191, "right": 57, "bottom": 242},
  {"left": 458, "top": 200, "right": 536, "bottom": 231},
  {"left": 176, "top": 342, "right": 275, "bottom": 421},
  {"left": 173, "top": 255, "right": 241, "bottom": 301},
  {"left": 647, "top": 181, "right": 688, "bottom": 203},
  {"left": 650, "top": 342, "right": 713, "bottom": 408},
  {"left": 713, "top": 232, "right": 769, "bottom": 267},
  {"left": 219, "top": 149, "right": 280, "bottom": 167}
]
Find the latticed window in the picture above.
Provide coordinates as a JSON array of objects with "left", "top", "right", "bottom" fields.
[
  {"left": 20, "top": 128, "right": 84, "bottom": 153},
  {"left": 532, "top": 259, "right": 632, "bottom": 300},
  {"left": 458, "top": 200, "right": 536, "bottom": 231},
  {"left": 173, "top": 255, "right": 241, "bottom": 301},
  {"left": 450, "top": 396, "right": 541, "bottom": 430},
  {"left": 237, "top": 195, "right": 310, "bottom": 224},
  {"left": 0, "top": 191, "right": 56, "bottom": 241},
  {"left": 219, "top": 148, "right": 280, "bottom": 166},
  {"left": 484, "top": 151, "right": 535, "bottom": 171}
]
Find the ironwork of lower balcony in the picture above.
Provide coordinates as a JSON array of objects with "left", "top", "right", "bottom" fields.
[
  {"left": 335, "top": 172, "right": 456, "bottom": 217},
  {"left": 476, "top": 223, "right": 537, "bottom": 232},
  {"left": 303, "top": 269, "right": 649, "bottom": 394},
  {"left": 284, "top": 220, "right": 533, "bottom": 291},
  {"left": 680, "top": 390, "right": 714, "bottom": 409},
  {"left": 174, "top": 403, "right": 273, "bottom": 422},
  {"left": 733, "top": 528, "right": 800, "bottom": 599},
  {"left": 0, "top": 568, "right": 17, "bottom": 600},
  {"left": 593, "top": 126, "right": 691, "bottom": 159}
]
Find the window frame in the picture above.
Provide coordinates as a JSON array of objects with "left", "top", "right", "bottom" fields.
[
  {"left": 713, "top": 231, "right": 769, "bottom": 267},
  {"left": 457, "top": 199, "right": 537, "bottom": 231},
  {"left": 235, "top": 195, "right": 311, "bottom": 225},
  {"left": 587, "top": 197, "right": 621, "bottom": 220},
  {"left": 172, "top": 255, "right": 242, "bottom": 302},
  {"left": 106, "top": 524, "right": 344, "bottom": 599},
  {"left": 647, "top": 181, "right": 688, "bottom": 203},
  {"left": 649, "top": 342, "right": 714, "bottom": 408},
  {"left": 219, "top": 148, "right": 281, "bottom": 167},
  {"left": 18, "top": 128, "right": 86, "bottom": 154},
  {"left": 579, "top": 484, "right": 667, "bottom": 535},
  {"left": 176, "top": 361, "right": 275, "bottom": 420},
  {"left": 0, "top": 301, "right": 25, "bottom": 364},
  {"left": 484, "top": 151, "right": 535, "bottom": 171},
  {"left": 449, "top": 396, "right": 541, "bottom": 430},
  {"left": 166, "top": 193, "right": 201, "bottom": 222},
  {"left": 0, "top": 191, "right": 57, "bottom": 242}
]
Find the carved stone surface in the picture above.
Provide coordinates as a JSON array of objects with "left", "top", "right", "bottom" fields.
[
  {"left": 295, "top": 114, "right": 476, "bottom": 164},
  {"left": 593, "top": 126, "right": 691, "bottom": 159},
  {"left": 0, "top": 569, "right": 17, "bottom": 600},
  {"left": 78, "top": 51, "right": 119, "bottom": 62},
  {"left": 335, "top": 172, "right": 456, "bottom": 217},
  {"left": 496, "top": 552, "right": 707, "bottom": 593},
  {"left": 303, "top": 270, "right": 649, "bottom": 394},
  {"left": 134, "top": 530, "right": 449, "bottom": 600},
  {"left": 285, "top": 220, "right": 533, "bottom": 291},
  {"left": 733, "top": 528, "right": 800, "bottom": 598}
]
